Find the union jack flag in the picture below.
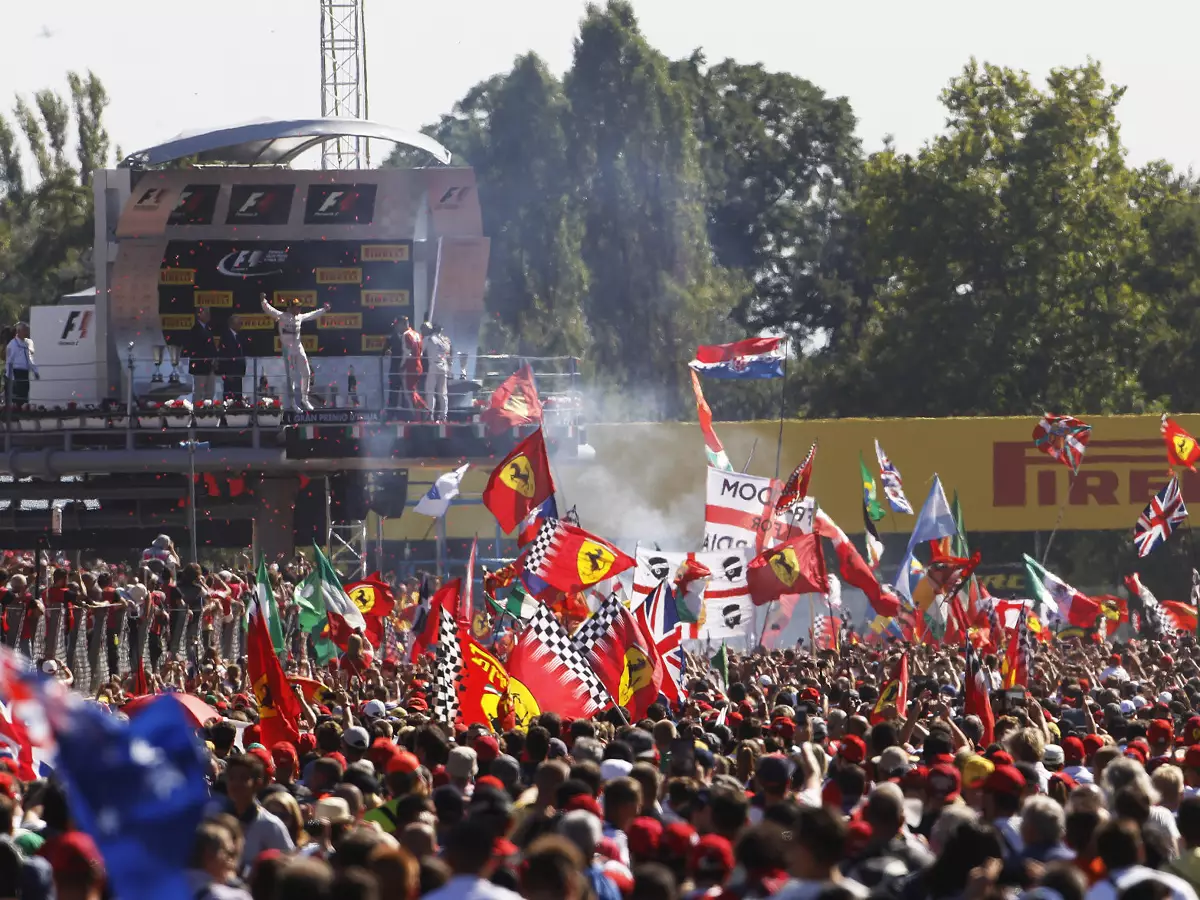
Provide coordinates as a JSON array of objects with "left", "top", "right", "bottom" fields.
[
  {"left": 635, "top": 581, "right": 685, "bottom": 707},
  {"left": 1134, "top": 474, "right": 1188, "bottom": 558}
]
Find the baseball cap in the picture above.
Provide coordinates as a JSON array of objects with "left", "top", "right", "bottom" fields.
[
  {"left": 386, "top": 750, "right": 421, "bottom": 775},
  {"left": 628, "top": 816, "right": 664, "bottom": 858},
  {"left": 473, "top": 735, "right": 500, "bottom": 765},
  {"left": 662, "top": 822, "right": 699, "bottom": 858},
  {"left": 41, "top": 832, "right": 105, "bottom": 883},
  {"left": 755, "top": 753, "right": 795, "bottom": 788},
  {"left": 875, "top": 746, "right": 912, "bottom": 779},
  {"left": 1148, "top": 719, "right": 1174, "bottom": 745},
  {"left": 446, "top": 747, "right": 478, "bottom": 780},
  {"left": 1062, "top": 737, "right": 1085, "bottom": 764},
  {"left": 961, "top": 755, "right": 994, "bottom": 789},
  {"left": 1184, "top": 746, "right": 1200, "bottom": 770},
  {"left": 1082, "top": 734, "right": 1105, "bottom": 758},
  {"left": 362, "top": 699, "right": 386, "bottom": 718},
  {"left": 342, "top": 726, "right": 370, "bottom": 751},
  {"left": 838, "top": 735, "right": 867, "bottom": 765},
  {"left": 927, "top": 764, "right": 961, "bottom": 802},
  {"left": 315, "top": 796, "right": 352, "bottom": 823},
  {"left": 690, "top": 834, "right": 735, "bottom": 879},
  {"left": 1184, "top": 716, "right": 1200, "bottom": 746},
  {"left": 1042, "top": 745, "right": 1064, "bottom": 768},
  {"left": 1119, "top": 700, "right": 1136, "bottom": 716},
  {"left": 984, "top": 765, "right": 1026, "bottom": 797}
]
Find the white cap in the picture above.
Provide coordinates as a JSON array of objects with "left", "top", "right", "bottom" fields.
[
  {"left": 1120, "top": 699, "right": 1136, "bottom": 715},
  {"left": 599, "top": 759, "right": 633, "bottom": 782},
  {"left": 342, "top": 726, "right": 370, "bottom": 750},
  {"left": 363, "top": 699, "right": 386, "bottom": 718},
  {"left": 1132, "top": 696, "right": 1148, "bottom": 709},
  {"left": 1159, "top": 691, "right": 1174, "bottom": 704}
]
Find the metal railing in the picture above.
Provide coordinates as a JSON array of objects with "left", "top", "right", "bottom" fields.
[{"left": 2, "top": 351, "right": 584, "bottom": 430}]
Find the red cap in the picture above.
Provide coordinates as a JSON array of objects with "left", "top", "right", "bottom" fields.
[
  {"left": 690, "top": 834, "right": 734, "bottom": 879},
  {"left": 800, "top": 687, "right": 821, "bottom": 703},
  {"left": 477, "top": 775, "right": 505, "bottom": 792},
  {"left": 473, "top": 735, "right": 500, "bottom": 765},
  {"left": 41, "top": 831, "right": 106, "bottom": 883},
  {"left": 1149, "top": 719, "right": 1175, "bottom": 746},
  {"left": 773, "top": 718, "right": 796, "bottom": 742},
  {"left": 1125, "top": 745, "right": 1148, "bottom": 764},
  {"left": 901, "top": 765, "right": 928, "bottom": 792},
  {"left": 1082, "top": 734, "right": 1105, "bottom": 758},
  {"left": 1183, "top": 716, "right": 1200, "bottom": 746},
  {"left": 1183, "top": 746, "right": 1200, "bottom": 769},
  {"left": 430, "top": 764, "right": 449, "bottom": 788},
  {"left": 662, "top": 822, "right": 699, "bottom": 858},
  {"left": 838, "top": 735, "right": 867, "bottom": 765},
  {"left": 627, "top": 816, "right": 664, "bottom": 858},
  {"left": 297, "top": 733, "right": 317, "bottom": 755},
  {"left": 366, "top": 738, "right": 399, "bottom": 770},
  {"left": 727, "top": 712, "right": 744, "bottom": 726},
  {"left": 0, "top": 773, "right": 15, "bottom": 799},
  {"left": 1110, "top": 654, "right": 1122, "bottom": 664},
  {"left": 248, "top": 746, "right": 275, "bottom": 779},
  {"left": 1162, "top": 655, "right": 1174, "bottom": 668},
  {"left": 1050, "top": 772, "right": 1078, "bottom": 792},
  {"left": 983, "top": 765, "right": 1026, "bottom": 797},
  {"left": 927, "top": 764, "right": 961, "bottom": 802},
  {"left": 386, "top": 750, "right": 421, "bottom": 775},
  {"left": 325, "top": 751, "right": 347, "bottom": 771},
  {"left": 270, "top": 741, "right": 298, "bottom": 774},
  {"left": 244, "top": 724, "right": 261, "bottom": 747},
  {"left": 565, "top": 794, "right": 603, "bottom": 819},
  {"left": 989, "top": 750, "right": 1014, "bottom": 766},
  {"left": 1062, "top": 737, "right": 1085, "bottom": 764},
  {"left": 846, "top": 820, "right": 873, "bottom": 856}
]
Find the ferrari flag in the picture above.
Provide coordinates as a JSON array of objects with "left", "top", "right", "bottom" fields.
[
  {"left": 483, "top": 427, "right": 555, "bottom": 534},
  {"left": 1163, "top": 415, "right": 1200, "bottom": 471},
  {"left": 746, "top": 533, "right": 828, "bottom": 606},
  {"left": 521, "top": 519, "right": 635, "bottom": 594}
]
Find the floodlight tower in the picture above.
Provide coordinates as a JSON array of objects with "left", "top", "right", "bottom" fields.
[{"left": 319, "top": 0, "right": 370, "bottom": 169}]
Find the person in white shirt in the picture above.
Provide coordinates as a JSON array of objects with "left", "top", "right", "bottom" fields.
[
  {"left": 5, "top": 322, "right": 38, "bottom": 405},
  {"left": 259, "top": 293, "right": 330, "bottom": 411},
  {"left": 426, "top": 322, "right": 453, "bottom": 422},
  {"left": 1085, "top": 818, "right": 1198, "bottom": 900},
  {"left": 1100, "top": 653, "right": 1130, "bottom": 683},
  {"left": 422, "top": 817, "right": 523, "bottom": 900}
]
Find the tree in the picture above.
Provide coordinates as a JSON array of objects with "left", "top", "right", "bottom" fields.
[
  {"left": 0, "top": 71, "right": 110, "bottom": 321},
  {"left": 672, "top": 55, "right": 862, "bottom": 342},
  {"left": 807, "top": 60, "right": 1155, "bottom": 418},
  {"left": 565, "top": 1, "right": 745, "bottom": 419}
]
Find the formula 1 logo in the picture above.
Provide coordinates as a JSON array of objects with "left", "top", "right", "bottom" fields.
[
  {"left": 216, "top": 249, "right": 289, "bottom": 278},
  {"left": 304, "top": 184, "right": 377, "bottom": 224},
  {"left": 225, "top": 185, "right": 295, "bottom": 225},
  {"left": 58, "top": 309, "right": 92, "bottom": 345}
]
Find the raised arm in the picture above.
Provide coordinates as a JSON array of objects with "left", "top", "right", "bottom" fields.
[
  {"left": 259, "top": 293, "right": 283, "bottom": 320},
  {"left": 296, "top": 303, "right": 331, "bottom": 324}
]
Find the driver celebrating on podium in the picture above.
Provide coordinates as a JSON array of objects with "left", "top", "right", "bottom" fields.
[{"left": 259, "top": 292, "right": 330, "bottom": 411}]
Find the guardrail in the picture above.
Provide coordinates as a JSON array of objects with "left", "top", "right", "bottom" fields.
[{"left": 2, "top": 352, "right": 584, "bottom": 434}]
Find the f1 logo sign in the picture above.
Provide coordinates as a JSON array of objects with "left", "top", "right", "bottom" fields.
[
  {"left": 237, "top": 192, "right": 266, "bottom": 215},
  {"left": 59, "top": 309, "right": 92, "bottom": 344},
  {"left": 317, "top": 191, "right": 345, "bottom": 214},
  {"left": 438, "top": 186, "right": 472, "bottom": 206}
]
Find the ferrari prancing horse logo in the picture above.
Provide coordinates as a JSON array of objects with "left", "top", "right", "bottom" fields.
[
  {"left": 499, "top": 454, "right": 536, "bottom": 498},
  {"left": 577, "top": 540, "right": 617, "bottom": 585},
  {"left": 768, "top": 547, "right": 801, "bottom": 587}
]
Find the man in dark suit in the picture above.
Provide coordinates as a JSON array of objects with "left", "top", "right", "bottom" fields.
[
  {"left": 216, "top": 314, "right": 247, "bottom": 402},
  {"left": 185, "top": 306, "right": 217, "bottom": 402}
]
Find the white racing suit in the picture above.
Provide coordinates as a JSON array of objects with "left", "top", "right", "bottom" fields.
[
  {"left": 427, "top": 333, "right": 452, "bottom": 421},
  {"left": 261, "top": 297, "right": 327, "bottom": 410}
]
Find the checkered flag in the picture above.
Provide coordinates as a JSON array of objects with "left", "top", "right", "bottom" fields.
[
  {"left": 523, "top": 605, "right": 612, "bottom": 714},
  {"left": 521, "top": 519, "right": 561, "bottom": 579},
  {"left": 572, "top": 592, "right": 622, "bottom": 655},
  {"left": 431, "top": 606, "right": 463, "bottom": 724}
]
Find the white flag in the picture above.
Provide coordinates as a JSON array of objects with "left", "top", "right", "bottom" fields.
[{"left": 415, "top": 464, "right": 470, "bottom": 518}]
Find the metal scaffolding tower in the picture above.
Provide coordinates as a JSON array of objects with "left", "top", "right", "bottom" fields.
[{"left": 319, "top": 0, "right": 370, "bottom": 169}]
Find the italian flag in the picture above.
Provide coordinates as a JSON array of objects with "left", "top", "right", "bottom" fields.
[
  {"left": 487, "top": 582, "right": 538, "bottom": 622},
  {"left": 255, "top": 558, "right": 287, "bottom": 656},
  {"left": 1023, "top": 555, "right": 1100, "bottom": 629},
  {"left": 298, "top": 546, "right": 368, "bottom": 648}
]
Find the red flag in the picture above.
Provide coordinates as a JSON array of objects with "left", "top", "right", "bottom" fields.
[
  {"left": 483, "top": 428, "right": 556, "bottom": 534},
  {"left": 775, "top": 442, "right": 817, "bottom": 515},
  {"left": 521, "top": 520, "right": 635, "bottom": 594},
  {"left": 1163, "top": 415, "right": 1200, "bottom": 471},
  {"left": 248, "top": 596, "right": 301, "bottom": 747},
  {"left": 690, "top": 370, "right": 730, "bottom": 467},
  {"left": 410, "top": 579, "right": 460, "bottom": 662},
  {"left": 814, "top": 510, "right": 900, "bottom": 618},
  {"left": 747, "top": 534, "right": 828, "bottom": 605},
  {"left": 1163, "top": 600, "right": 1198, "bottom": 634},
  {"left": 343, "top": 573, "right": 397, "bottom": 648},
  {"left": 481, "top": 363, "right": 543, "bottom": 434},
  {"left": 578, "top": 596, "right": 663, "bottom": 721},
  {"left": 506, "top": 606, "right": 612, "bottom": 718},
  {"left": 455, "top": 632, "right": 517, "bottom": 728},
  {"left": 965, "top": 641, "right": 995, "bottom": 747},
  {"left": 460, "top": 539, "right": 477, "bottom": 633},
  {"left": 871, "top": 653, "right": 908, "bottom": 724},
  {"left": 288, "top": 676, "right": 330, "bottom": 706}
]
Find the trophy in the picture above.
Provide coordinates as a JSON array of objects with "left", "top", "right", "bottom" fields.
[
  {"left": 151, "top": 345, "right": 165, "bottom": 383},
  {"left": 168, "top": 344, "right": 182, "bottom": 384},
  {"left": 329, "top": 382, "right": 339, "bottom": 407},
  {"left": 347, "top": 366, "right": 358, "bottom": 407},
  {"left": 458, "top": 352, "right": 468, "bottom": 381}
]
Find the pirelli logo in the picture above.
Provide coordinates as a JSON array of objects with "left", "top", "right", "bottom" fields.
[
  {"left": 238, "top": 314, "right": 276, "bottom": 330},
  {"left": 194, "top": 291, "right": 234, "bottom": 308},
  {"left": 274, "top": 335, "right": 318, "bottom": 353},
  {"left": 316, "top": 268, "right": 362, "bottom": 285},
  {"left": 318, "top": 313, "right": 363, "bottom": 330},
  {"left": 362, "top": 334, "right": 387, "bottom": 352},
  {"left": 161, "top": 314, "right": 195, "bottom": 330},
  {"left": 361, "top": 244, "right": 410, "bottom": 262},
  {"left": 272, "top": 290, "right": 317, "bottom": 308},
  {"left": 362, "top": 290, "right": 410, "bottom": 308},
  {"left": 159, "top": 268, "right": 196, "bottom": 285}
]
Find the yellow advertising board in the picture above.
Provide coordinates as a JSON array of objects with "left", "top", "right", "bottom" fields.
[
  {"left": 160, "top": 314, "right": 194, "bottom": 330},
  {"left": 274, "top": 335, "right": 318, "bottom": 353},
  {"left": 272, "top": 290, "right": 317, "bottom": 308},
  {"left": 361, "top": 244, "right": 410, "bottom": 262},
  {"left": 159, "top": 268, "right": 196, "bottom": 285},
  {"left": 377, "top": 415, "right": 1200, "bottom": 541},
  {"left": 316, "top": 267, "right": 363, "bottom": 285}
]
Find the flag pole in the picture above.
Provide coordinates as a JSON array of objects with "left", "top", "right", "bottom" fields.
[
  {"left": 773, "top": 337, "right": 790, "bottom": 482},
  {"left": 756, "top": 601, "right": 774, "bottom": 649},
  {"left": 742, "top": 439, "right": 759, "bottom": 474},
  {"left": 1040, "top": 467, "right": 1080, "bottom": 566}
]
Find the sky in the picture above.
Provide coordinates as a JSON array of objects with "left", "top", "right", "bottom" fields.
[{"left": 2, "top": 0, "right": 1199, "bottom": 173}]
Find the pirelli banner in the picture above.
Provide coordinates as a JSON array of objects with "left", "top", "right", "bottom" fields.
[{"left": 158, "top": 240, "right": 413, "bottom": 357}]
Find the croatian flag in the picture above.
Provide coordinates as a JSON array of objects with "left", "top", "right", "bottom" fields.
[{"left": 689, "top": 336, "right": 785, "bottom": 380}]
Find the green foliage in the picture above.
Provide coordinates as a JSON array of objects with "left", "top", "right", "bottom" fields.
[{"left": 0, "top": 71, "right": 110, "bottom": 323}]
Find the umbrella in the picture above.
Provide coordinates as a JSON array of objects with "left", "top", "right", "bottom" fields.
[{"left": 123, "top": 692, "right": 221, "bottom": 728}]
